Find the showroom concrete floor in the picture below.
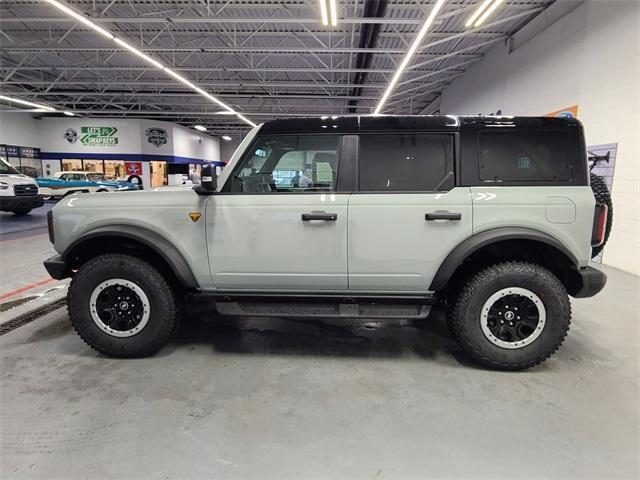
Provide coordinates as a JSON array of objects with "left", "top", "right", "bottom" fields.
[{"left": 1, "top": 238, "right": 638, "bottom": 479}]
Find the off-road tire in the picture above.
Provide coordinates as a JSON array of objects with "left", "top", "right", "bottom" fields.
[
  {"left": 11, "top": 208, "right": 32, "bottom": 215},
  {"left": 447, "top": 262, "right": 571, "bottom": 370},
  {"left": 590, "top": 173, "right": 612, "bottom": 258},
  {"left": 68, "top": 253, "right": 182, "bottom": 357}
]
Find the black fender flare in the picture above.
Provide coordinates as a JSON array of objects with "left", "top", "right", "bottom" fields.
[
  {"left": 63, "top": 225, "right": 199, "bottom": 288},
  {"left": 429, "top": 227, "right": 579, "bottom": 291}
]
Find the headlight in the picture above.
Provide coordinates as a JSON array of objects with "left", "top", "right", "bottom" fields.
[{"left": 0, "top": 182, "right": 8, "bottom": 190}]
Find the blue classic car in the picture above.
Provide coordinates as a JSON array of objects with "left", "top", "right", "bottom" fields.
[{"left": 37, "top": 171, "right": 139, "bottom": 199}]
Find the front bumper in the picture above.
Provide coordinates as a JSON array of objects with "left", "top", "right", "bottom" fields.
[
  {"left": 573, "top": 266, "right": 607, "bottom": 298},
  {"left": 0, "top": 194, "right": 44, "bottom": 211},
  {"left": 44, "top": 254, "right": 70, "bottom": 280}
]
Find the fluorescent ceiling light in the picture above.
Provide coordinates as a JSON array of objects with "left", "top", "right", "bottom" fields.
[
  {"left": 474, "top": 0, "right": 504, "bottom": 27},
  {"left": 194, "top": 125, "right": 207, "bottom": 132},
  {"left": 222, "top": 135, "right": 232, "bottom": 141},
  {"left": 319, "top": 0, "right": 329, "bottom": 26},
  {"left": 45, "top": 0, "right": 114, "bottom": 39},
  {"left": 43, "top": 0, "right": 256, "bottom": 128},
  {"left": 373, "top": 0, "right": 446, "bottom": 115},
  {"left": 0, "top": 94, "right": 57, "bottom": 111},
  {"left": 328, "top": 0, "right": 338, "bottom": 27},
  {"left": 163, "top": 68, "right": 199, "bottom": 90},
  {"left": 236, "top": 114, "right": 257, "bottom": 128},
  {"left": 318, "top": 0, "right": 337, "bottom": 27},
  {"left": 114, "top": 37, "right": 164, "bottom": 69},
  {"left": 465, "top": 0, "right": 493, "bottom": 27},
  {"left": 63, "top": 111, "right": 75, "bottom": 116}
]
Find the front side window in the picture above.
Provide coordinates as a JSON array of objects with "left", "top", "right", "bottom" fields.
[
  {"left": 478, "top": 130, "right": 573, "bottom": 182},
  {"left": 228, "top": 135, "right": 340, "bottom": 193},
  {"left": 359, "top": 134, "right": 454, "bottom": 192}
]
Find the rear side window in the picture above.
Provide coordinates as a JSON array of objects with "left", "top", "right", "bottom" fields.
[
  {"left": 478, "top": 130, "right": 573, "bottom": 182},
  {"left": 359, "top": 134, "right": 454, "bottom": 192}
]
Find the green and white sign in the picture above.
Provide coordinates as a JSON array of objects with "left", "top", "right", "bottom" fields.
[{"left": 80, "top": 126, "right": 119, "bottom": 146}]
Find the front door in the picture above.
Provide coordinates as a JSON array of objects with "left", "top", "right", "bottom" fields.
[
  {"left": 207, "top": 133, "right": 348, "bottom": 291},
  {"left": 348, "top": 133, "right": 473, "bottom": 292}
]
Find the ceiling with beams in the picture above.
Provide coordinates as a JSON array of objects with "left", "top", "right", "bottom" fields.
[{"left": 0, "top": 0, "right": 555, "bottom": 137}]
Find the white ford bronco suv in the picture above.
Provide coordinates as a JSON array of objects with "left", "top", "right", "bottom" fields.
[{"left": 44, "top": 116, "right": 609, "bottom": 370}]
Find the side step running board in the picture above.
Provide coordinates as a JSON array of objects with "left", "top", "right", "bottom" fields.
[{"left": 215, "top": 301, "right": 431, "bottom": 319}]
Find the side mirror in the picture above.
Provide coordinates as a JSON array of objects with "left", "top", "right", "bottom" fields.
[{"left": 194, "top": 164, "right": 217, "bottom": 195}]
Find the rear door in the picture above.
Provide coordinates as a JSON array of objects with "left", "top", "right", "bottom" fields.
[
  {"left": 347, "top": 132, "right": 472, "bottom": 292},
  {"left": 207, "top": 133, "right": 350, "bottom": 291}
]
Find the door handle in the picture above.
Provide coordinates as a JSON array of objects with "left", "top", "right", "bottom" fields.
[
  {"left": 301, "top": 211, "right": 338, "bottom": 221},
  {"left": 425, "top": 211, "right": 462, "bottom": 221}
]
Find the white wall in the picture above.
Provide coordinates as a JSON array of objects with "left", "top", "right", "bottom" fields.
[
  {"left": 0, "top": 114, "right": 43, "bottom": 148},
  {"left": 440, "top": 0, "right": 640, "bottom": 275},
  {"left": 0, "top": 114, "right": 220, "bottom": 163},
  {"left": 171, "top": 124, "right": 220, "bottom": 162}
]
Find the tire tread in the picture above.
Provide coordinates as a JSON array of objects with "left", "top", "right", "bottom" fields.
[
  {"left": 68, "top": 253, "right": 181, "bottom": 357},
  {"left": 447, "top": 261, "right": 571, "bottom": 370}
]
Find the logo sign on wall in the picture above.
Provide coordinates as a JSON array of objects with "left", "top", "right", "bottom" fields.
[
  {"left": 79, "top": 126, "right": 119, "bottom": 146},
  {"left": 63, "top": 128, "right": 78, "bottom": 144},
  {"left": 145, "top": 127, "right": 168, "bottom": 148},
  {"left": 18, "top": 147, "right": 40, "bottom": 159},
  {"left": 5, "top": 145, "right": 20, "bottom": 156}
]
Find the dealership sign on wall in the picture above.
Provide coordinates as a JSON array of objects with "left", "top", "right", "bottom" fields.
[
  {"left": 63, "top": 126, "right": 119, "bottom": 146},
  {"left": 145, "top": 127, "right": 168, "bottom": 148}
]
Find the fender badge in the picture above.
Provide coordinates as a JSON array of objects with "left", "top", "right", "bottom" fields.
[{"left": 188, "top": 212, "right": 202, "bottom": 223}]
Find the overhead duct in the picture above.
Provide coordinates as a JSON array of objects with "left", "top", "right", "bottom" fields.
[{"left": 347, "top": 0, "right": 388, "bottom": 113}]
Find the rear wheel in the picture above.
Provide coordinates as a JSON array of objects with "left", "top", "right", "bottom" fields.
[
  {"left": 447, "top": 262, "right": 571, "bottom": 370},
  {"left": 68, "top": 253, "right": 182, "bottom": 357}
]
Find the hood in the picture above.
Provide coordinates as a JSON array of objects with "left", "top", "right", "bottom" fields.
[{"left": 0, "top": 173, "right": 36, "bottom": 184}]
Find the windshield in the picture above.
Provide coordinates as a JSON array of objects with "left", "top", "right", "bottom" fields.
[
  {"left": 87, "top": 173, "right": 106, "bottom": 181},
  {"left": 0, "top": 157, "right": 21, "bottom": 175}
]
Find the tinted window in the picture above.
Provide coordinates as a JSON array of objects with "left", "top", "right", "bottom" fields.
[
  {"left": 359, "top": 134, "right": 454, "bottom": 192},
  {"left": 478, "top": 130, "right": 573, "bottom": 182},
  {"left": 228, "top": 135, "right": 340, "bottom": 193}
]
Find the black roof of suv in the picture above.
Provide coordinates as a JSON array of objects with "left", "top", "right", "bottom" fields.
[{"left": 259, "top": 115, "right": 582, "bottom": 134}]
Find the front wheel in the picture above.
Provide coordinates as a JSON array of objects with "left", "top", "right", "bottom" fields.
[
  {"left": 447, "top": 262, "right": 571, "bottom": 370},
  {"left": 68, "top": 253, "right": 182, "bottom": 357}
]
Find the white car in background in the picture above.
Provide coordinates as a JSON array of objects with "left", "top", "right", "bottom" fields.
[{"left": 0, "top": 157, "right": 43, "bottom": 215}]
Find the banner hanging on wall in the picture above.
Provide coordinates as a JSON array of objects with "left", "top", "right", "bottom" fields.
[
  {"left": 588, "top": 142, "right": 617, "bottom": 264},
  {"left": 125, "top": 162, "right": 143, "bottom": 176},
  {"left": 545, "top": 105, "right": 579, "bottom": 119}
]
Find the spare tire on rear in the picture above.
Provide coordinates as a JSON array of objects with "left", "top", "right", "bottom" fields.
[{"left": 590, "top": 173, "right": 613, "bottom": 258}]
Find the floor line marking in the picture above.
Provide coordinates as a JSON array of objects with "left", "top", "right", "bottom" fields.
[{"left": 0, "top": 278, "right": 57, "bottom": 301}]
